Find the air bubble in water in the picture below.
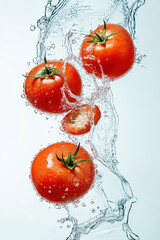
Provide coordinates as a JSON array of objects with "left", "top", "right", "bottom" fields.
[
  {"left": 30, "top": 25, "right": 36, "bottom": 31},
  {"left": 60, "top": 219, "right": 65, "bottom": 223},
  {"left": 33, "top": 57, "right": 40, "bottom": 65},
  {"left": 51, "top": 43, "right": 55, "bottom": 49},
  {"left": 21, "top": 94, "right": 25, "bottom": 99},
  {"left": 25, "top": 101, "right": 29, "bottom": 106},
  {"left": 54, "top": 204, "right": 61, "bottom": 209},
  {"left": 91, "top": 209, "right": 96, "bottom": 213}
]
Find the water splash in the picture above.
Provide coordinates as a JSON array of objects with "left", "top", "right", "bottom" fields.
[{"left": 30, "top": 0, "right": 145, "bottom": 239}]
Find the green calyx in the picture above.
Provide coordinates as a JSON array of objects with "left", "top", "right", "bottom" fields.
[
  {"left": 86, "top": 20, "right": 119, "bottom": 45},
  {"left": 56, "top": 143, "right": 91, "bottom": 170},
  {"left": 23, "top": 53, "right": 66, "bottom": 79}
]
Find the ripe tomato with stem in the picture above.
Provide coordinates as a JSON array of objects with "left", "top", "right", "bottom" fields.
[
  {"left": 31, "top": 142, "right": 95, "bottom": 203},
  {"left": 24, "top": 54, "right": 82, "bottom": 113},
  {"left": 80, "top": 21, "right": 135, "bottom": 80}
]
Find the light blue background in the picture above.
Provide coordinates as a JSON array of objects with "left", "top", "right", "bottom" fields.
[{"left": 0, "top": 0, "right": 159, "bottom": 239}]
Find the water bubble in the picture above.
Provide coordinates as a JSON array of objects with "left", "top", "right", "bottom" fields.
[
  {"left": 34, "top": 110, "right": 38, "bottom": 114},
  {"left": 67, "top": 225, "right": 71, "bottom": 228},
  {"left": 51, "top": 43, "right": 55, "bottom": 49},
  {"left": 54, "top": 204, "right": 61, "bottom": 209},
  {"left": 46, "top": 117, "right": 49, "bottom": 120},
  {"left": 30, "top": 25, "right": 36, "bottom": 31},
  {"left": 21, "top": 94, "right": 25, "bottom": 99},
  {"left": 27, "top": 62, "right": 31, "bottom": 66},
  {"left": 90, "top": 201, "right": 94, "bottom": 205},
  {"left": 81, "top": 203, "right": 86, "bottom": 207},
  {"left": 48, "top": 190, "right": 52, "bottom": 193},
  {"left": 60, "top": 219, "right": 65, "bottom": 223},
  {"left": 65, "top": 187, "right": 69, "bottom": 191},
  {"left": 91, "top": 208, "right": 96, "bottom": 213},
  {"left": 25, "top": 101, "right": 29, "bottom": 106},
  {"left": 33, "top": 57, "right": 40, "bottom": 65}
]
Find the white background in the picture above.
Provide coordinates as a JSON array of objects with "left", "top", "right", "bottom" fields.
[{"left": 0, "top": 0, "right": 159, "bottom": 239}]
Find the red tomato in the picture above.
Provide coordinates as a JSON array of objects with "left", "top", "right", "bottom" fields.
[
  {"left": 62, "top": 104, "right": 101, "bottom": 135},
  {"left": 31, "top": 142, "right": 95, "bottom": 203},
  {"left": 24, "top": 56, "right": 82, "bottom": 113},
  {"left": 80, "top": 22, "right": 135, "bottom": 80}
]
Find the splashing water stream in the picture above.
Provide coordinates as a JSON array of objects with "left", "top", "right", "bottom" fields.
[{"left": 28, "top": 0, "right": 145, "bottom": 239}]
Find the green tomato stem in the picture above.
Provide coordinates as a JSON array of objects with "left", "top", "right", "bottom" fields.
[
  {"left": 56, "top": 143, "right": 92, "bottom": 170},
  {"left": 86, "top": 20, "right": 120, "bottom": 45},
  {"left": 23, "top": 52, "right": 66, "bottom": 79}
]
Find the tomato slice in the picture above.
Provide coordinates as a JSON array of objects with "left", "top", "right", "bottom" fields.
[{"left": 62, "top": 104, "right": 101, "bottom": 135}]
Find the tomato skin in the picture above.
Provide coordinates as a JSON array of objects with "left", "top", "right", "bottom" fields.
[
  {"left": 31, "top": 142, "right": 95, "bottom": 203},
  {"left": 62, "top": 104, "right": 101, "bottom": 135},
  {"left": 24, "top": 61, "right": 82, "bottom": 113},
  {"left": 80, "top": 24, "right": 135, "bottom": 80}
]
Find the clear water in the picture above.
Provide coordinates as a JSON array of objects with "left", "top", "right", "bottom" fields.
[{"left": 29, "top": 0, "right": 145, "bottom": 239}]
